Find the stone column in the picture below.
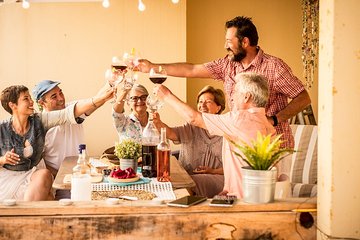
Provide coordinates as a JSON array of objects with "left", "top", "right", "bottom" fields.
[{"left": 318, "top": 0, "right": 360, "bottom": 238}]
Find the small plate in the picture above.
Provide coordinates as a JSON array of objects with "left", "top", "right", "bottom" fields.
[{"left": 108, "top": 175, "right": 140, "bottom": 183}]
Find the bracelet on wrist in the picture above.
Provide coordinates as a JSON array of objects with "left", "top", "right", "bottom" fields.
[{"left": 91, "top": 98, "right": 98, "bottom": 108}]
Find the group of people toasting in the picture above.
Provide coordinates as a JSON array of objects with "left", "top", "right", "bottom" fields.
[{"left": 0, "top": 16, "right": 310, "bottom": 201}]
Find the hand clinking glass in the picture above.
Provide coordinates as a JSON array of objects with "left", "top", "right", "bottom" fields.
[
  {"left": 123, "top": 48, "right": 140, "bottom": 80},
  {"left": 106, "top": 56, "right": 126, "bottom": 86},
  {"left": 105, "top": 56, "right": 137, "bottom": 103},
  {"left": 146, "top": 66, "right": 167, "bottom": 113}
]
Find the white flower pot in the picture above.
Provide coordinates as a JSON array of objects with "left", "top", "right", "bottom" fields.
[
  {"left": 241, "top": 167, "right": 277, "bottom": 204},
  {"left": 120, "top": 158, "right": 138, "bottom": 173}
]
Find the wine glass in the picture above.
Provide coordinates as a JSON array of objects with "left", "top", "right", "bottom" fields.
[
  {"left": 123, "top": 52, "right": 135, "bottom": 70},
  {"left": 106, "top": 56, "right": 126, "bottom": 87},
  {"left": 149, "top": 66, "right": 167, "bottom": 84},
  {"left": 111, "top": 56, "right": 127, "bottom": 72},
  {"left": 105, "top": 56, "right": 128, "bottom": 103},
  {"left": 123, "top": 48, "right": 140, "bottom": 76},
  {"left": 146, "top": 66, "right": 166, "bottom": 113},
  {"left": 146, "top": 93, "right": 163, "bottom": 113},
  {"left": 123, "top": 74, "right": 138, "bottom": 90}
]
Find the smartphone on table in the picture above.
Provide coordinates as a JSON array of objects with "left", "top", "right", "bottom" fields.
[
  {"left": 167, "top": 196, "right": 207, "bottom": 208},
  {"left": 209, "top": 195, "right": 237, "bottom": 207}
]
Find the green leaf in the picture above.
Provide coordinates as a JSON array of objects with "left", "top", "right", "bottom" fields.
[
  {"left": 228, "top": 131, "right": 296, "bottom": 170},
  {"left": 114, "top": 139, "right": 142, "bottom": 160}
]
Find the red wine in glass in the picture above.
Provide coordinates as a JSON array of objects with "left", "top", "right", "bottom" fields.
[
  {"left": 112, "top": 64, "right": 127, "bottom": 71},
  {"left": 150, "top": 77, "right": 167, "bottom": 84}
]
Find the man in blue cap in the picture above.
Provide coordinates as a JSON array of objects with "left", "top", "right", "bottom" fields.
[{"left": 33, "top": 80, "right": 109, "bottom": 199}]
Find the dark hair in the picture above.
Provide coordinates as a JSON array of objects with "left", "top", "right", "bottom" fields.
[
  {"left": 225, "top": 16, "right": 258, "bottom": 46},
  {"left": 197, "top": 85, "right": 226, "bottom": 114},
  {"left": 1, "top": 85, "right": 29, "bottom": 114}
]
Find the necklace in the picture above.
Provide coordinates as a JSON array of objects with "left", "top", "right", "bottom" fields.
[{"left": 11, "top": 121, "right": 30, "bottom": 136}]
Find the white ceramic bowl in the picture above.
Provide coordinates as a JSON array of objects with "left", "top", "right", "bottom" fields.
[
  {"left": 59, "top": 198, "right": 73, "bottom": 206},
  {"left": 3, "top": 199, "right": 16, "bottom": 206}
]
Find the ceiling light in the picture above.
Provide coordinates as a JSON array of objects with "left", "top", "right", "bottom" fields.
[
  {"left": 102, "top": 0, "right": 109, "bottom": 8},
  {"left": 138, "top": 0, "right": 145, "bottom": 11},
  {"left": 0, "top": 0, "right": 179, "bottom": 11},
  {"left": 22, "top": 0, "right": 30, "bottom": 8}
]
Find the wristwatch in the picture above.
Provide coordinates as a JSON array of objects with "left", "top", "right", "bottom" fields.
[{"left": 271, "top": 115, "right": 278, "bottom": 127}]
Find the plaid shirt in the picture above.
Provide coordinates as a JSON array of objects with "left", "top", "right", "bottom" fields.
[{"left": 204, "top": 48, "right": 305, "bottom": 148}]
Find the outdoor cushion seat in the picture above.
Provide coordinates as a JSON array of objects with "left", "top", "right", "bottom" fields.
[{"left": 288, "top": 124, "right": 318, "bottom": 197}]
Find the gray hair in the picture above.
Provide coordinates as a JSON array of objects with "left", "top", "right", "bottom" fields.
[
  {"left": 130, "top": 84, "right": 149, "bottom": 96},
  {"left": 235, "top": 73, "right": 269, "bottom": 107}
]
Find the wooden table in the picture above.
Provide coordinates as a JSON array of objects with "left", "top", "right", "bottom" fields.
[
  {"left": 0, "top": 198, "right": 317, "bottom": 239},
  {"left": 53, "top": 156, "right": 195, "bottom": 190}
]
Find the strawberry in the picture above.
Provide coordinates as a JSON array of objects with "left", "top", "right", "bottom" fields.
[{"left": 110, "top": 167, "right": 136, "bottom": 179}]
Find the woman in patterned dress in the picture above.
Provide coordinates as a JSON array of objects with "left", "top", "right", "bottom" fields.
[{"left": 112, "top": 84, "right": 149, "bottom": 143}]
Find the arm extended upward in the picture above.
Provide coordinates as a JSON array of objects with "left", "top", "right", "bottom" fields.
[{"left": 155, "top": 85, "right": 206, "bottom": 129}]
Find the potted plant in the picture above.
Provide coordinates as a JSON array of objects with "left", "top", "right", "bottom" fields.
[
  {"left": 229, "top": 132, "right": 295, "bottom": 203},
  {"left": 114, "top": 139, "right": 142, "bottom": 172}
]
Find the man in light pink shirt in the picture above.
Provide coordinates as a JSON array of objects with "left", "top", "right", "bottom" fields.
[{"left": 155, "top": 73, "right": 275, "bottom": 198}]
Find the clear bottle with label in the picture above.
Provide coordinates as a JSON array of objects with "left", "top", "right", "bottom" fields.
[
  {"left": 71, "top": 145, "right": 92, "bottom": 201},
  {"left": 78, "top": 144, "right": 90, "bottom": 166},
  {"left": 156, "top": 127, "right": 171, "bottom": 182},
  {"left": 141, "top": 117, "right": 160, "bottom": 178}
]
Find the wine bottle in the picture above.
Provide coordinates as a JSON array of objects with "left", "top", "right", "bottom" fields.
[
  {"left": 156, "top": 128, "right": 171, "bottom": 182},
  {"left": 71, "top": 144, "right": 92, "bottom": 201}
]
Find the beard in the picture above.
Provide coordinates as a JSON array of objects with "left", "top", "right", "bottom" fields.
[{"left": 227, "top": 45, "right": 246, "bottom": 62}]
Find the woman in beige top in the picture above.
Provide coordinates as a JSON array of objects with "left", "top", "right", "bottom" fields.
[{"left": 153, "top": 85, "right": 225, "bottom": 197}]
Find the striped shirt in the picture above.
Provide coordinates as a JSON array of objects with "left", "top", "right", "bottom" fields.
[{"left": 204, "top": 48, "right": 305, "bottom": 148}]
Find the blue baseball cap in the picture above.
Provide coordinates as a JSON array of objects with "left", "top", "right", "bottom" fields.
[{"left": 32, "top": 80, "right": 60, "bottom": 101}]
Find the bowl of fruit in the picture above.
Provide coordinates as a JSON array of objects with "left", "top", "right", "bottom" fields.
[{"left": 107, "top": 167, "right": 139, "bottom": 183}]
